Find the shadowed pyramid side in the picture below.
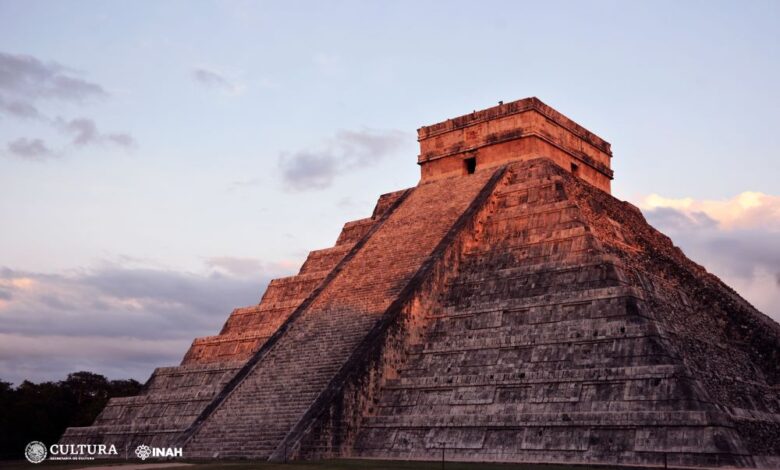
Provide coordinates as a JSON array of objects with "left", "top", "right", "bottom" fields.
[{"left": 348, "top": 159, "right": 779, "bottom": 468}]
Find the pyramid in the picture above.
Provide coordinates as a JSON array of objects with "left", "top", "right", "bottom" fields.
[{"left": 62, "top": 98, "right": 780, "bottom": 468}]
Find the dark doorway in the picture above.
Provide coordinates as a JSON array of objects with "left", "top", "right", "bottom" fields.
[
  {"left": 464, "top": 157, "right": 477, "bottom": 175},
  {"left": 570, "top": 162, "right": 580, "bottom": 177}
]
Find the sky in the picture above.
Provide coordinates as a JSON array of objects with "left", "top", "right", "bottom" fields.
[{"left": 0, "top": 0, "right": 778, "bottom": 385}]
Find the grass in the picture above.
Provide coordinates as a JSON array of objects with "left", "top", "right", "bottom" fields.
[
  {"left": 187, "top": 461, "right": 619, "bottom": 470},
  {"left": 0, "top": 459, "right": 643, "bottom": 470}
]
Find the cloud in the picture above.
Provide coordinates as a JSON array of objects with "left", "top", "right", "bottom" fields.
[
  {"left": 0, "top": 333, "right": 188, "bottom": 387},
  {"left": 0, "top": 259, "right": 296, "bottom": 385},
  {"left": 106, "top": 133, "right": 136, "bottom": 147},
  {"left": 0, "top": 51, "right": 106, "bottom": 102},
  {"left": 62, "top": 117, "right": 99, "bottom": 145},
  {"left": 3, "top": 117, "right": 135, "bottom": 160},
  {"left": 0, "top": 95, "right": 42, "bottom": 119},
  {"left": 278, "top": 128, "right": 409, "bottom": 191},
  {"left": 640, "top": 192, "right": 780, "bottom": 230},
  {"left": 279, "top": 151, "right": 338, "bottom": 190},
  {"left": 205, "top": 257, "right": 300, "bottom": 278},
  {"left": 228, "top": 177, "right": 262, "bottom": 191},
  {"left": 55, "top": 117, "right": 136, "bottom": 148},
  {"left": 205, "top": 256, "right": 266, "bottom": 278},
  {"left": 641, "top": 207, "right": 719, "bottom": 232},
  {"left": 0, "top": 51, "right": 135, "bottom": 159},
  {"left": 636, "top": 191, "right": 780, "bottom": 322},
  {"left": 192, "top": 67, "right": 243, "bottom": 94},
  {"left": 6, "top": 137, "right": 54, "bottom": 160}
]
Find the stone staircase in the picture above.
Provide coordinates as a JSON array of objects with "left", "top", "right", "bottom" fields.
[
  {"left": 61, "top": 361, "right": 243, "bottom": 449},
  {"left": 181, "top": 218, "right": 383, "bottom": 366},
  {"left": 60, "top": 189, "right": 409, "bottom": 449},
  {"left": 182, "top": 167, "right": 504, "bottom": 458}
]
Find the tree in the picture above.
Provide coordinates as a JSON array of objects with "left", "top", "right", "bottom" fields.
[{"left": 0, "top": 372, "right": 142, "bottom": 460}]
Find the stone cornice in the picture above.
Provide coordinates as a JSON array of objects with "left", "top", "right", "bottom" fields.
[
  {"left": 417, "top": 96, "right": 612, "bottom": 156},
  {"left": 417, "top": 129, "right": 614, "bottom": 179}
]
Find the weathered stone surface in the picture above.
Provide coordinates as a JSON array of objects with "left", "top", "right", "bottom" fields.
[
  {"left": 183, "top": 165, "right": 503, "bottom": 459},
  {"left": 60, "top": 189, "right": 407, "bottom": 449},
  {"left": 345, "top": 161, "right": 779, "bottom": 468},
  {"left": 417, "top": 97, "right": 613, "bottom": 192},
  {"left": 61, "top": 98, "right": 780, "bottom": 468}
]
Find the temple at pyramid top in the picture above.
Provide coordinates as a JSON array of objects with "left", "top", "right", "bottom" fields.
[{"left": 417, "top": 97, "right": 614, "bottom": 193}]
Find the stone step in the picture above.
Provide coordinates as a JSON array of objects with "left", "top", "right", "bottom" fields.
[
  {"left": 152, "top": 361, "right": 244, "bottom": 375},
  {"left": 442, "top": 286, "right": 645, "bottom": 315},
  {"left": 455, "top": 252, "right": 624, "bottom": 280},
  {"left": 462, "top": 235, "right": 598, "bottom": 265},
  {"left": 353, "top": 447, "right": 752, "bottom": 469},
  {"left": 105, "top": 388, "right": 222, "bottom": 405},
  {"left": 440, "top": 276, "right": 628, "bottom": 308},
  {"left": 361, "top": 410, "right": 720, "bottom": 428},
  {"left": 384, "top": 364, "right": 685, "bottom": 389},
  {"left": 298, "top": 243, "right": 354, "bottom": 275},
  {"left": 416, "top": 327, "right": 665, "bottom": 356},
  {"left": 422, "top": 304, "right": 652, "bottom": 335},
  {"left": 485, "top": 199, "right": 578, "bottom": 223},
  {"left": 373, "top": 398, "right": 709, "bottom": 415},
  {"left": 480, "top": 222, "right": 589, "bottom": 247},
  {"left": 335, "top": 217, "right": 375, "bottom": 245}
]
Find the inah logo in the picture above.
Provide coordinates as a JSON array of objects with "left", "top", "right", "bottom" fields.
[
  {"left": 152, "top": 447, "right": 183, "bottom": 458},
  {"left": 135, "top": 444, "right": 152, "bottom": 461},
  {"left": 133, "top": 444, "right": 183, "bottom": 460},
  {"left": 24, "top": 441, "right": 47, "bottom": 464}
]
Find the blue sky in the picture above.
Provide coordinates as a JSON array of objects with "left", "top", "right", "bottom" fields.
[{"left": 1, "top": 0, "right": 778, "bottom": 385}]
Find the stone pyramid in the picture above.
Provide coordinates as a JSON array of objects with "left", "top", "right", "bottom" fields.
[{"left": 62, "top": 98, "right": 780, "bottom": 468}]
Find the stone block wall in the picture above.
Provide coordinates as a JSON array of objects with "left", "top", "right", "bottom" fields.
[
  {"left": 568, "top": 170, "right": 780, "bottom": 461},
  {"left": 417, "top": 97, "right": 613, "bottom": 192},
  {"left": 349, "top": 160, "right": 765, "bottom": 468}
]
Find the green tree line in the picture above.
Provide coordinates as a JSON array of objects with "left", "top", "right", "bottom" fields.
[{"left": 0, "top": 371, "right": 141, "bottom": 460}]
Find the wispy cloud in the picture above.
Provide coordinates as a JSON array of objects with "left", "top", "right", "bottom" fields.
[
  {"left": 0, "top": 51, "right": 135, "bottom": 160},
  {"left": 6, "top": 138, "right": 55, "bottom": 160},
  {"left": 278, "top": 128, "right": 409, "bottom": 191},
  {"left": 636, "top": 191, "right": 780, "bottom": 322},
  {"left": 227, "top": 177, "right": 262, "bottom": 192},
  {"left": 0, "top": 51, "right": 106, "bottom": 102},
  {"left": 640, "top": 192, "right": 780, "bottom": 231},
  {"left": 55, "top": 117, "right": 136, "bottom": 148},
  {"left": 192, "top": 67, "right": 244, "bottom": 95},
  {"left": 0, "top": 259, "right": 296, "bottom": 385},
  {"left": 0, "top": 95, "right": 42, "bottom": 119},
  {"left": 204, "top": 256, "right": 293, "bottom": 278},
  {"left": 0, "top": 333, "right": 188, "bottom": 387}
]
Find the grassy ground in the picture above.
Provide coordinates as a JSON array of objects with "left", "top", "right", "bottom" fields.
[
  {"left": 0, "top": 459, "right": 645, "bottom": 470},
  {"left": 186, "top": 460, "right": 620, "bottom": 470}
]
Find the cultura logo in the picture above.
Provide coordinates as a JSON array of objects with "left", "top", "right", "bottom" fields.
[
  {"left": 135, "top": 444, "right": 152, "bottom": 461},
  {"left": 47, "top": 443, "right": 118, "bottom": 460},
  {"left": 24, "top": 441, "right": 47, "bottom": 464}
]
